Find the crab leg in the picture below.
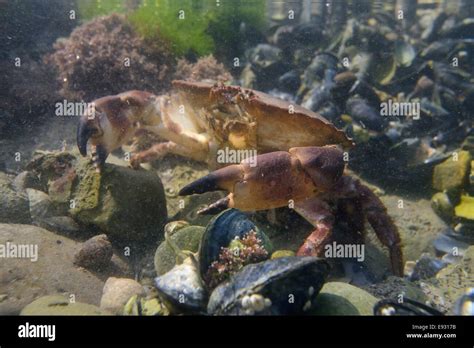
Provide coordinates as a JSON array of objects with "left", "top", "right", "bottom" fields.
[
  {"left": 337, "top": 177, "right": 404, "bottom": 276},
  {"left": 130, "top": 140, "right": 209, "bottom": 169},
  {"left": 294, "top": 197, "right": 335, "bottom": 257}
]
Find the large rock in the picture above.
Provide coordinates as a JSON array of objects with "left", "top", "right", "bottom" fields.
[
  {"left": 20, "top": 295, "right": 102, "bottom": 315},
  {"left": 100, "top": 277, "right": 145, "bottom": 315},
  {"left": 433, "top": 150, "right": 471, "bottom": 192},
  {"left": 0, "top": 224, "right": 130, "bottom": 314},
  {"left": 70, "top": 157, "right": 167, "bottom": 244},
  {"left": 0, "top": 172, "right": 31, "bottom": 224},
  {"left": 312, "top": 282, "right": 379, "bottom": 315}
]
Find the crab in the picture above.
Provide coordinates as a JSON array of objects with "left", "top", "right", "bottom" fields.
[
  {"left": 77, "top": 80, "right": 354, "bottom": 170},
  {"left": 179, "top": 145, "right": 404, "bottom": 276},
  {"left": 76, "top": 80, "right": 402, "bottom": 275}
]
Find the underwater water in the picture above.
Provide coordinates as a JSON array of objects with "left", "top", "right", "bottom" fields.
[{"left": 0, "top": 0, "right": 473, "bottom": 319}]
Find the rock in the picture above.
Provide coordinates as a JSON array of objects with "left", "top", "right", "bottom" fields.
[
  {"left": 26, "top": 187, "right": 81, "bottom": 236},
  {"left": 123, "top": 294, "right": 170, "bottom": 316},
  {"left": 432, "top": 246, "right": 474, "bottom": 308},
  {"left": 12, "top": 171, "right": 42, "bottom": 192},
  {"left": 455, "top": 195, "right": 474, "bottom": 220},
  {"left": 0, "top": 172, "right": 31, "bottom": 224},
  {"left": 74, "top": 234, "right": 113, "bottom": 271},
  {"left": 154, "top": 224, "right": 205, "bottom": 276},
  {"left": 0, "top": 224, "right": 130, "bottom": 315},
  {"left": 26, "top": 188, "right": 57, "bottom": 223},
  {"left": 363, "top": 276, "right": 428, "bottom": 304},
  {"left": 271, "top": 250, "right": 295, "bottom": 259},
  {"left": 70, "top": 157, "right": 167, "bottom": 244},
  {"left": 433, "top": 150, "right": 471, "bottom": 192},
  {"left": 20, "top": 295, "right": 102, "bottom": 315},
  {"left": 100, "top": 277, "right": 145, "bottom": 315},
  {"left": 312, "top": 282, "right": 379, "bottom": 315}
]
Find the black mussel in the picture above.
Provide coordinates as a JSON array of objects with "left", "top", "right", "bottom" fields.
[
  {"left": 278, "top": 70, "right": 301, "bottom": 94},
  {"left": 374, "top": 298, "right": 443, "bottom": 316},
  {"left": 154, "top": 231, "right": 207, "bottom": 314},
  {"left": 345, "top": 96, "right": 386, "bottom": 131},
  {"left": 207, "top": 256, "right": 330, "bottom": 315},
  {"left": 199, "top": 209, "right": 272, "bottom": 288},
  {"left": 301, "top": 52, "right": 339, "bottom": 88},
  {"left": 440, "top": 18, "right": 474, "bottom": 40},
  {"left": 154, "top": 256, "right": 207, "bottom": 314}
]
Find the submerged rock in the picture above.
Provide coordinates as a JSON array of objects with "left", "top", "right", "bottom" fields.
[
  {"left": 312, "top": 282, "right": 379, "bottom": 316},
  {"left": 70, "top": 157, "right": 167, "bottom": 244},
  {"left": 100, "top": 277, "right": 145, "bottom": 315},
  {"left": 0, "top": 172, "right": 31, "bottom": 224},
  {"left": 20, "top": 295, "right": 102, "bottom": 315},
  {"left": 74, "top": 234, "right": 113, "bottom": 271},
  {"left": 432, "top": 150, "right": 471, "bottom": 192},
  {"left": 123, "top": 294, "right": 169, "bottom": 316}
]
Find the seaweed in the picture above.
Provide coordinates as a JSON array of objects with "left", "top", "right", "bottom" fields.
[
  {"left": 128, "top": 0, "right": 215, "bottom": 57},
  {"left": 75, "top": 0, "right": 267, "bottom": 59},
  {"left": 77, "top": 0, "right": 128, "bottom": 21},
  {"left": 207, "top": 0, "right": 267, "bottom": 62}
]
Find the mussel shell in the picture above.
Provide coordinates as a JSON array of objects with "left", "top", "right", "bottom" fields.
[
  {"left": 207, "top": 256, "right": 329, "bottom": 315},
  {"left": 432, "top": 232, "right": 469, "bottom": 257},
  {"left": 454, "top": 288, "right": 474, "bottom": 315},
  {"left": 199, "top": 209, "right": 272, "bottom": 279},
  {"left": 154, "top": 259, "right": 207, "bottom": 314},
  {"left": 394, "top": 40, "right": 415, "bottom": 67}
]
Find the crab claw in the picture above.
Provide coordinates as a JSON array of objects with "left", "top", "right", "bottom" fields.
[
  {"left": 76, "top": 90, "right": 155, "bottom": 169},
  {"left": 179, "top": 146, "right": 345, "bottom": 214},
  {"left": 77, "top": 117, "right": 95, "bottom": 157}
]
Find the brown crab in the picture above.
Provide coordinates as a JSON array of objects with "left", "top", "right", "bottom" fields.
[
  {"left": 77, "top": 80, "right": 354, "bottom": 170},
  {"left": 179, "top": 145, "right": 403, "bottom": 276}
]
